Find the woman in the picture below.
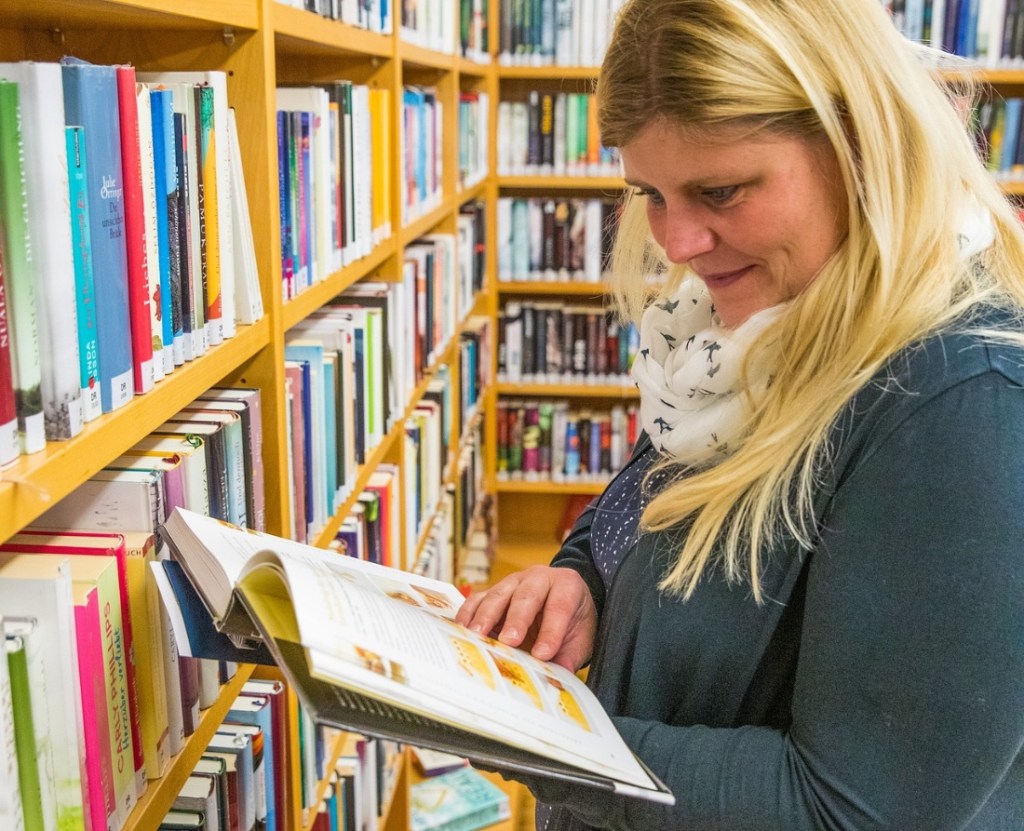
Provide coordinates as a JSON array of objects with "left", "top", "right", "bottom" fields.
[{"left": 456, "top": 0, "right": 1024, "bottom": 828}]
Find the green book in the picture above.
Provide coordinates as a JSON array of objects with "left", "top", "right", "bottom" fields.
[
  {"left": 0, "top": 80, "right": 44, "bottom": 455},
  {"left": 6, "top": 631, "right": 43, "bottom": 831}
]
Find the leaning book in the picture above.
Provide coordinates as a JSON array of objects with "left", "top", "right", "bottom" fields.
[{"left": 157, "top": 508, "right": 673, "bottom": 805}]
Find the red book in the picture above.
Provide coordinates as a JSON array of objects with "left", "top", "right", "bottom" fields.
[
  {"left": 0, "top": 237, "right": 17, "bottom": 465},
  {"left": 115, "top": 65, "right": 155, "bottom": 395}
]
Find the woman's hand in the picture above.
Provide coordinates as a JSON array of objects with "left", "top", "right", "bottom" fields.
[{"left": 455, "top": 566, "right": 597, "bottom": 671}]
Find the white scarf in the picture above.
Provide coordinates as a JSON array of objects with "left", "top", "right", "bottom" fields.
[{"left": 631, "top": 279, "right": 785, "bottom": 466}]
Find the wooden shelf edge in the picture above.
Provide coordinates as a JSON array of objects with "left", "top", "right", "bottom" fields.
[
  {"left": 122, "top": 665, "right": 257, "bottom": 831},
  {"left": 496, "top": 280, "right": 611, "bottom": 296},
  {"left": 5, "top": 0, "right": 258, "bottom": 30},
  {"left": 496, "top": 382, "right": 637, "bottom": 397},
  {"left": 272, "top": 3, "right": 393, "bottom": 57},
  {"left": 0, "top": 319, "right": 271, "bottom": 543},
  {"left": 495, "top": 479, "right": 609, "bottom": 494},
  {"left": 496, "top": 63, "right": 600, "bottom": 79},
  {"left": 497, "top": 175, "right": 623, "bottom": 189}
]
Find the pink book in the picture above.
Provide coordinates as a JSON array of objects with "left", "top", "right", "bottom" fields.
[
  {"left": 1, "top": 531, "right": 147, "bottom": 801},
  {"left": 74, "top": 577, "right": 116, "bottom": 831}
]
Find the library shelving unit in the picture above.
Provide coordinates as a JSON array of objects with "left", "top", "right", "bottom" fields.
[{"left": 0, "top": 1, "right": 498, "bottom": 830}]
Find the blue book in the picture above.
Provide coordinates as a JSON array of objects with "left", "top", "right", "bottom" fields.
[
  {"left": 1001, "top": 98, "right": 1023, "bottom": 174},
  {"left": 65, "top": 125, "right": 102, "bottom": 423},
  {"left": 276, "top": 110, "right": 293, "bottom": 298},
  {"left": 409, "top": 767, "right": 510, "bottom": 831},
  {"left": 226, "top": 693, "right": 277, "bottom": 831},
  {"left": 320, "top": 357, "right": 338, "bottom": 511},
  {"left": 149, "top": 88, "right": 177, "bottom": 374},
  {"left": 60, "top": 57, "right": 135, "bottom": 413},
  {"left": 285, "top": 342, "right": 326, "bottom": 528}
]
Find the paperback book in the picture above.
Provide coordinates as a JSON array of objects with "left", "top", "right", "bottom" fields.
[{"left": 157, "top": 508, "right": 674, "bottom": 805}]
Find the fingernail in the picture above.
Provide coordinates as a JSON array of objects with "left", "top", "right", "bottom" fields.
[{"left": 501, "top": 626, "right": 519, "bottom": 642}]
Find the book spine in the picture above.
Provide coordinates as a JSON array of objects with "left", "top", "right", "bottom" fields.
[
  {"left": 74, "top": 590, "right": 117, "bottom": 831},
  {"left": 135, "top": 82, "right": 166, "bottom": 383},
  {"left": 148, "top": 89, "right": 177, "bottom": 377},
  {"left": 0, "top": 81, "right": 45, "bottom": 454},
  {"left": 0, "top": 629, "right": 26, "bottom": 831},
  {"left": 61, "top": 62, "right": 135, "bottom": 414},
  {"left": 196, "top": 85, "right": 223, "bottom": 346},
  {"left": 7, "top": 62, "right": 85, "bottom": 442},
  {"left": 65, "top": 127, "right": 103, "bottom": 424},
  {"left": 173, "top": 112, "right": 197, "bottom": 363},
  {"left": 115, "top": 65, "right": 155, "bottom": 397},
  {"left": 0, "top": 236, "right": 19, "bottom": 466}
]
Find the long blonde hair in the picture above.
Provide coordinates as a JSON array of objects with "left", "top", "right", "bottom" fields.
[{"left": 598, "top": 0, "right": 1024, "bottom": 599}]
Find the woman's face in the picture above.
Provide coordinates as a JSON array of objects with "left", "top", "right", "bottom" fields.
[{"left": 620, "top": 120, "right": 848, "bottom": 327}]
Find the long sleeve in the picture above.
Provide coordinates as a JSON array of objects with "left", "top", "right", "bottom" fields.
[{"left": 534, "top": 365, "right": 1024, "bottom": 830}]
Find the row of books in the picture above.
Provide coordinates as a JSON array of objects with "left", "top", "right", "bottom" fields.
[
  {"left": 304, "top": 732, "right": 402, "bottom": 831},
  {"left": 282, "top": 227, "right": 482, "bottom": 543},
  {"left": 459, "top": 316, "right": 491, "bottom": 431},
  {"left": 496, "top": 197, "right": 618, "bottom": 283},
  {"left": 496, "top": 399, "right": 640, "bottom": 482},
  {"left": 0, "top": 61, "right": 261, "bottom": 465},
  {"left": 499, "top": 301, "right": 640, "bottom": 384},
  {"left": 273, "top": 0, "right": 393, "bottom": 35},
  {"left": 887, "top": 0, "right": 1024, "bottom": 66},
  {"left": 277, "top": 83, "right": 393, "bottom": 300},
  {"left": 975, "top": 95, "right": 1024, "bottom": 180},
  {"left": 401, "top": 0, "right": 458, "bottom": 55},
  {"left": 497, "top": 93, "right": 621, "bottom": 177},
  {"left": 402, "top": 86, "right": 445, "bottom": 225},
  {"left": 458, "top": 90, "right": 490, "bottom": 190},
  {"left": 496, "top": 0, "right": 626, "bottom": 67},
  {"left": 157, "top": 678, "right": 290, "bottom": 831},
  {"left": 459, "top": 0, "right": 491, "bottom": 61}
]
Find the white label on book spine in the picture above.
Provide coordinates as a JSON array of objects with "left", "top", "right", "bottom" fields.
[{"left": 108, "top": 367, "right": 134, "bottom": 411}]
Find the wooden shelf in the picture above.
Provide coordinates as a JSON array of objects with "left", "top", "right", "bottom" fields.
[
  {"left": 495, "top": 479, "right": 609, "bottom": 495},
  {"left": 123, "top": 665, "right": 257, "bottom": 831},
  {"left": 497, "top": 64, "right": 600, "bottom": 80},
  {"left": 498, "top": 175, "right": 623, "bottom": 190},
  {"left": 271, "top": 3, "right": 393, "bottom": 57},
  {"left": 4, "top": 0, "right": 258, "bottom": 30},
  {"left": 496, "top": 280, "right": 611, "bottom": 296},
  {"left": 0, "top": 320, "right": 271, "bottom": 542},
  {"left": 496, "top": 382, "right": 636, "bottom": 397}
]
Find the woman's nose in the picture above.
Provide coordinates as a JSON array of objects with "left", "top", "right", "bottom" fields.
[{"left": 661, "top": 206, "right": 716, "bottom": 264}]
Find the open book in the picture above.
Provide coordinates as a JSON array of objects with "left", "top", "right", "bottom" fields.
[{"left": 157, "top": 508, "right": 674, "bottom": 804}]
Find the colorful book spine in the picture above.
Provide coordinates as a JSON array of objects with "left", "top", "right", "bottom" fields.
[
  {"left": 0, "top": 236, "right": 18, "bottom": 466},
  {"left": 60, "top": 59, "right": 135, "bottom": 414},
  {"left": 195, "top": 84, "right": 222, "bottom": 345},
  {"left": 0, "top": 622, "right": 25, "bottom": 831},
  {"left": 0, "top": 61, "right": 84, "bottom": 442},
  {"left": 65, "top": 126, "right": 103, "bottom": 424},
  {"left": 73, "top": 578, "right": 117, "bottom": 831},
  {"left": 135, "top": 82, "right": 166, "bottom": 383},
  {"left": 115, "top": 64, "right": 155, "bottom": 396},
  {"left": 4, "top": 631, "right": 44, "bottom": 831},
  {"left": 149, "top": 88, "right": 177, "bottom": 376},
  {"left": 0, "top": 80, "right": 45, "bottom": 454}
]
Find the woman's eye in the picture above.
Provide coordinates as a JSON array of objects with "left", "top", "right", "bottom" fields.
[
  {"left": 702, "top": 186, "right": 739, "bottom": 206},
  {"left": 635, "top": 188, "right": 665, "bottom": 206}
]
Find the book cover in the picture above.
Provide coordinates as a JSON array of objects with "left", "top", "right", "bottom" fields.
[
  {"left": 138, "top": 71, "right": 235, "bottom": 339},
  {"left": 0, "top": 80, "right": 46, "bottom": 454},
  {"left": 194, "top": 387, "right": 265, "bottom": 531},
  {"left": 0, "top": 555, "right": 86, "bottom": 831},
  {"left": 0, "top": 61, "right": 85, "bottom": 442},
  {"left": 409, "top": 766, "right": 510, "bottom": 831},
  {"left": 158, "top": 508, "right": 674, "bottom": 806},
  {"left": 60, "top": 58, "right": 136, "bottom": 414},
  {"left": 150, "top": 87, "right": 185, "bottom": 367},
  {"left": 205, "top": 732, "right": 255, "bottom": 831},
  {"left": 226, "top": 109, "right": 262, "bottom": 327},
  {"left": 135, "top": 81, "right": 166, "bottom": 383},
  {"left": 4, "top": 626, "right": 49, "bottom": 831},
  {"left": 0, "top": 532, "right": 147, "bottom": 801},
  {"left": 239, "top": 681, "right": 288, "bottom": 831},
  {"left": 172, "top": 774, "right": 218, "bottom": 831},
  {"left": 0, "top": 234, "right": 19, "bottom": 466},
  {"left": 64, "top": 126, "right": 103, "bottom": 423},
  {"left": 194, "top": 84, "right": 222, "bottom": 346},
  {"left": 226, "top": 695, "right": 277, "bottom": 831},
  {"left": 115, "top": 64, "right": 155, "bottom": 396},
  {"left": 0, "top": 617, "right": 26, "bottom": 831}
]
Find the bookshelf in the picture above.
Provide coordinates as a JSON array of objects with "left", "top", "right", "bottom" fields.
[
  {"left": 4, "top": 0, "right": 1024, "bottom": 828},
  {"left": 0, "top": 1, "right": 494, "bottom": 829}
]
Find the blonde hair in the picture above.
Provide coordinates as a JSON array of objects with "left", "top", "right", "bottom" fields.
[{"left": 598, "top": 0, "right": 1024, "bottom": 599}]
